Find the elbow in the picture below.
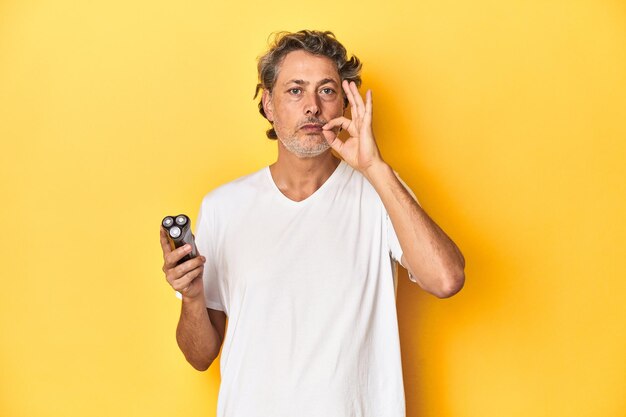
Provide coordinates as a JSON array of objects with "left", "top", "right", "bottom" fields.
[
  {"left": 432, "top": 264, "right": 465, "bottom": 299},
  {"left": 182, "top": 348, "right": 217, "bottom": 371},
  {"left": 408, "top": 248, "right": 466, "bottom": 298},
  {"left": 188, "top": 357, "right": 213, "bottom": 372},
  {"left": 435, "top": 273, "right": 464, "bottom": 298},
  {"left": 176, "top": 332, "right": 219, "bottom": 372}
]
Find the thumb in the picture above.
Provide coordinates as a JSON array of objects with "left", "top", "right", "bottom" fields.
[{"left": 322, "top": 129, "right": 344, "bottom": 153}]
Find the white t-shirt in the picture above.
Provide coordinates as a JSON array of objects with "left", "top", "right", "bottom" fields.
[{"left": 195, "top": 160, "right": 410, "bottom": 417}]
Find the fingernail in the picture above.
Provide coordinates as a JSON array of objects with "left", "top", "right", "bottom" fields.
[{"left": 184, "top": 244, "right": 191, "bottom": 252}]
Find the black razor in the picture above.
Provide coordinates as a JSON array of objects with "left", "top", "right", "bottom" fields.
[{"left": 162, "top": 214, "right": 198, "bottom": 265}]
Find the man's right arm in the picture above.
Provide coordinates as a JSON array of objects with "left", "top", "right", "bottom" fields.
[
  {"left": 176, "top": 302, "right": 226, "bottom": 371},
  {"left": 160, "top": 228, "right": 226, "bottom": 371}
]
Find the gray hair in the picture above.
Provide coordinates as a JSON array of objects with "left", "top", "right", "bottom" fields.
[{"left": 254, "top": 30, "right": 362, "bottom": 139}]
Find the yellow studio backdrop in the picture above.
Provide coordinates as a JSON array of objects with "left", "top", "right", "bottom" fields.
[{"left": 1, "top": 0, "right": 625, "bottom": 416}]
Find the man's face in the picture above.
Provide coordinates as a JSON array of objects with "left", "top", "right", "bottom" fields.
[{"left": 263, "top": 50, "right": 344, "bottom": 158}]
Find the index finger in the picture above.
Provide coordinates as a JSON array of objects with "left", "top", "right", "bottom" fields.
[
  {"left": 343, "top": 80, "right": 364, "bottom": 121},
  {"left": 160, "top": 227, "right": 172, "bottom": 255}
]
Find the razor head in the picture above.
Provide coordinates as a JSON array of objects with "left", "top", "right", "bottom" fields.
[{"left": 162, "top": 214, "right": 198, "bottom": 264}]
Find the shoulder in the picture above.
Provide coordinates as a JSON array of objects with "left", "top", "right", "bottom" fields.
[
  {"left": 340, "top": 162, "right": 384, "bottom": 202},
  {"left": 199, "top": 166, "right": 270, "bottom": 214},
  {"left": 344, "top": 162, "right": 418, "bottom": 203}
]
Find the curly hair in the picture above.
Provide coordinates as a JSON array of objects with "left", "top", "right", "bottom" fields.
[{"left": 254, "top": 30, "right": 362, "bottom": 139}]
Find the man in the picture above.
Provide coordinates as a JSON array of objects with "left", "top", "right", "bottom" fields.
[{"left": 160, "top": 30, "right": 465, "bottom": 417}]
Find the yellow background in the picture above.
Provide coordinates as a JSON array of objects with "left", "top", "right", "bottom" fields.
[{"left": 1, "top": 0, "right": 625, "bottom": 416}]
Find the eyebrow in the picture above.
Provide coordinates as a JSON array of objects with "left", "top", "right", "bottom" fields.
[{"left": 285, "top": 78, "right": 339, "bottom": 87}]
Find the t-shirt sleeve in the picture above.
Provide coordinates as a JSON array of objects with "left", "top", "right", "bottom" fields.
[
  {"left": 385, "top": 172, "right": 419, "bottom": 283},
  {"left": 195, "top": 199, "right": 227, "bottom": 312}
]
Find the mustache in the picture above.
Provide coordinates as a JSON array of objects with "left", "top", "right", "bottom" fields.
[{"left": 298, "top": 118, "right": 327, "bottom": 128}]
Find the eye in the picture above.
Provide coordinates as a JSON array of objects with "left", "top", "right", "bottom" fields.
[
  {"left": 288, "top": 88, "right": 302, "bottom": 95},
  {"left": 320, "top": 88, "right": 335, "bottom": 95}
]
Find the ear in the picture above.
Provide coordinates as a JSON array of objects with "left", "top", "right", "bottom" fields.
[{"left": 262, "top": 90, "right": 274, "bottom": 122}]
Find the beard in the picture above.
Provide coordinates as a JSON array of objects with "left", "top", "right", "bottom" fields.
[
  {"left": 274, "top": 117, "right": 331, "bottom": 158},
  {"left": 278, "top": 134, "right": 330, "bottom": 158}
]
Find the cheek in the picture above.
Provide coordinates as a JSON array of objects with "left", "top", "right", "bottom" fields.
[
  {"left": 271, "top": 113, "right": 293, "bottom": 134},
  {"left": 323, "top": 101, "right": 344, "bottom": 118},
  {"left": 277, "top": 106, "right": 299, "bottom": 122}
]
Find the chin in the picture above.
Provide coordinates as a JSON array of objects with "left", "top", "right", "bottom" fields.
[
  {"left": 298, "top": 149, "right": 331, "bottom": 158},
  {"left": 290, "top": 144, "right": 331, "bottom": 158},
  {"left": 278, "top": 135, "right": 330, "bottom": 158}
]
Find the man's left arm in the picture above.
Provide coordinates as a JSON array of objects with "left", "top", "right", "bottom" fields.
[
  {"left": 365, "top": 161, "right": 465, "bottom": 298},
  {"left": 323, "top": 80, "right": 465, "bottom": 298}
]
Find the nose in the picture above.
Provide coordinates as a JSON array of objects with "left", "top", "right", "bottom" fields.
[{"left": 304, "top": 94, "right": 321, "bottom": 116}]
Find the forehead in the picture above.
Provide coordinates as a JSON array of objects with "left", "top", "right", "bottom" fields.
[{"left": 275, "top": 50, "right": 340, "bottom": 84}]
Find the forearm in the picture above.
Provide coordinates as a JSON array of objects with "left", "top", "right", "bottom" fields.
[
  {"left": 364, "top": 161, "right": 465, "bottom": 298},
  {"left": 176, "top": 296, "right": 222, "bottom": 371}
]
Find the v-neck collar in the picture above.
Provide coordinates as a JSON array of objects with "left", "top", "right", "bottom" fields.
[{"left": 265, "top": 160, "right": 348, "bottom": 207}]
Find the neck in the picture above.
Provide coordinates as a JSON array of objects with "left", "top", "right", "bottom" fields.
[{"left": 269, "top": 145, "right": 341, "bottom": 202}]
